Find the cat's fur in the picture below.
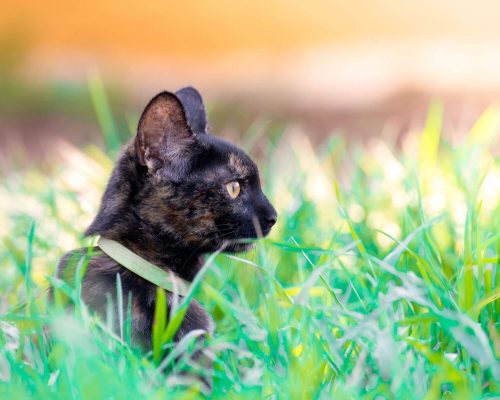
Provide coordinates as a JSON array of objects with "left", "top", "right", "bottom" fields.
[{"left": 56, "top": 87, "right": 277, "bottom": 348}]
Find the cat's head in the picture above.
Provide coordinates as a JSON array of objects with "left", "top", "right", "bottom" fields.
[{"left": 87, "top": 87, "right": 277, "bottom": 253}]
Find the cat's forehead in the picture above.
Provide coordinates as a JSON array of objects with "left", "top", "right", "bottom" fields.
[
  {"left": 203, "top": 136, "right": 258, "bottom": 177},
  {"left": 227, "top": 152, "right": 257, "bottom": 177}
]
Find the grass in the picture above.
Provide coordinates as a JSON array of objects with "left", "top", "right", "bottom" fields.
[{"left": 0, "top": 88, "right": 499, "bottom": 399}]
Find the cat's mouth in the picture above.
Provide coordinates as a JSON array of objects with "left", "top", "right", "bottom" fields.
[{"left": 217, "top": 217, "right": 275, "bottom": 253}]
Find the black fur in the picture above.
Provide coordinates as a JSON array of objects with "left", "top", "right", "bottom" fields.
[{"left": 57, "top": 87, "right": 277, "bottom": 348}]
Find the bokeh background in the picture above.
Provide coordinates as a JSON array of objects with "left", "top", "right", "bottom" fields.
[
  {"left": 1, "top": 3, "right": 500, "bottom": 397},
  {"left": 2, "top": 0, "right": 500, "bottom": 167}
]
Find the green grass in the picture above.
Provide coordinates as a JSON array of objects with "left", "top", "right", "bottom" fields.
[{"left": 0, "top": 91, "right": 499, "bottom": 399}]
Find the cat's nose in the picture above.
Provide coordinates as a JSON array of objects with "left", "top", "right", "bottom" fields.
[
  {"left": 265, "top": 210, "right": 277, "bottom": 227},
  {"left": 258, "top": 194, "right": 277, "bottom": 233}
]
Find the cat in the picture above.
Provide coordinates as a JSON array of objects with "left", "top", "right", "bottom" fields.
[{"left": 56, "top": 87, "right": 277, "bottom": 349}]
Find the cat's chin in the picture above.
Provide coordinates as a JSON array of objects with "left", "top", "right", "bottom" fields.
[{"left": 220, "top": 240, "right": 256, "bottom": 253}]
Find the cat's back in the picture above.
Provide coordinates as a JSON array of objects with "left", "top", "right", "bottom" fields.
[
  {"left": 56, "top": 247, "right": 214, "bottom": 347},
  {"left": 57, "top": 247, "right": 154, "bottom": 310}
]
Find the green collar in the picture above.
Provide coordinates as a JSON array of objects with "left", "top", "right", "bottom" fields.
[{"left": 98, "top": 237, "right": 190, "bottom": 296}]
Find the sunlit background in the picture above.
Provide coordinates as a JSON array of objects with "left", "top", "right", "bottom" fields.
[
  {"left": 1, "top": 3, "right": 500, "bottom": 397},
  {"left": 2, "top": 0, "right": 500, "bottom": 167}
]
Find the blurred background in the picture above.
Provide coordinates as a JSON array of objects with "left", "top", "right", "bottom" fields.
[{"left": 1, "top": 0, "right": 500, "bottom": 168}]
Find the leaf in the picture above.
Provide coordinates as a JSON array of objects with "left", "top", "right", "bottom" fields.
[{"left": 152, "top": 288, "right": 167, "bottom": 364}]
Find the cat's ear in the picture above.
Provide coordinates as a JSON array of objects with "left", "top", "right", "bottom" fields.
[
  {"left": 135, "top": 91, "right": 195, "bottom": 174},
  {"left": 175, "top": 86, "right": 208, "bottom": 135}
]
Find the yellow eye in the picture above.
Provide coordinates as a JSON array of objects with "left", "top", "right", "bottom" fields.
[{"left": 226, "top": 181, "right": 241, "bottom": 199}]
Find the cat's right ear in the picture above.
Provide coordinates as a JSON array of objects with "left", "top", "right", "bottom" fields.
[
  {"left": 135, "top": 91, "right": 195, "bottom": 176},
  {"left": 175, "top": 86, "right": 208, "bottom": 135}
]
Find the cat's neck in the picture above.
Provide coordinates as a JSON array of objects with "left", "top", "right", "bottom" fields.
[{"left": 103, "top": 232, "right": 205, "bottom": 282}]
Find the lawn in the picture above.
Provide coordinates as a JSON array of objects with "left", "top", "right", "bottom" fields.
[{"left": 0, "top": 90, "right": 499, "bottom": 399}]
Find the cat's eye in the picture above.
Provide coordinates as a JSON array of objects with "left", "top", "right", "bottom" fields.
[{"left": 226, "top": 181, "right": 241, "bottom": 199}]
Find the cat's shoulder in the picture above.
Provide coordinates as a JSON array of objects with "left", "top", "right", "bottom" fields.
[{"left": 56, "top": 247, "right": 122, "bottom": 281}]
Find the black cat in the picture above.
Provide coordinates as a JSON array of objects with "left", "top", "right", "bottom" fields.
[{"left": 57, "top": 87, "right": 277, "bottom": 348}]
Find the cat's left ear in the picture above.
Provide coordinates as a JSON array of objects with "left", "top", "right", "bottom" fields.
[
  {"left": 175, "top": 86, "right": 208, "bottom": 135},
  {"left": 135, "top": 91, "right": 197, "bottom": 179}
]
